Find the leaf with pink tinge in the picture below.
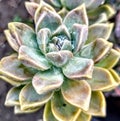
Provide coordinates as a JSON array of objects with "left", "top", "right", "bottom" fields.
[
  {"left": 72, "top": 24, "right": 88, "bottom": 53},
  {"left": 86, "top": 23, "right": 113, "bottom": 44},
  {"left": 62, "top": 57, "right": 94, "bottom": 80},
  {"left": 61, "top": 79, "right": 91, "bottom": 111},
  {"left": 18, "top": 46, "right": 51, "bottom": 71},
  {"left": 63, "top": 4, "right": 88, "bottom": 32},
  {"left": 35, "top": 7, "right": 62, "bottom": 32},
  {"left": 19, "top": 83, "right": 53, "bottom": 110},
  {"left": 25, "top": 2, "right": 39, "bottom": 17},
  {"left": 32, "top": 68, "right": 64, "bottom": 94},
  {"left": 0, "top": 54, "right": 31, "bottom": 81},
  {"left": 86, "top": 67, "right": 118, "bottom": 91},
  {"left": 51, "top": 91, "right": 81, "bottom": 121},
  {"left": 85, "top": 91, "right": 106, "bottom": 117},
  {"left": 46, "top": 50, "right": 73, "bottom": 67}
]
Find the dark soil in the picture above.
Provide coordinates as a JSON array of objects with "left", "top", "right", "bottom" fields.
[{"left": 0, "top": 0, "right": 120, "bottom": 121}]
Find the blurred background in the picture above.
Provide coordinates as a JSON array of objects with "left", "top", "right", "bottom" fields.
[{"left": 0, "top": 0, "right": 120, "bottom": 121}]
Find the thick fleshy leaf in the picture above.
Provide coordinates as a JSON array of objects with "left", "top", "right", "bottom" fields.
[
  {"left": 76, "top": 112, "right": 91, "bottom": 121},
  {"left": 32, "top": 68, "right": 64, "bottom": 94},
  {"left": 46, "top": 50, "right": 73, "bottom": 67},
  {"left": 86, "top": 23, "right": 113, "bottom": 44},
  {"left": 25, "top": 2, "right": 39, "bottom": 17},
  {"left": 49, "top": 0, "right": 61, "bottom": 8},
  {"left": 61, "top": 0, "right": 104, "bottom": 10},
  {"left": 5, "top": 86, "right": 23, "bottom": 106},
  {"left": 85, "top": 91, "right": 106, "bottom": 116},
  {"left": 72, "top": 24, "right": 88, "bottom": 53},
  {"left": 80, "top": 38, "right": 113, "bottom": 62},
  {"left": 30, "top": 0, "right": 40, "bottom": 3},
  {"left": 48, "top": 43, "right": 59, "bottom": 52},
  {"left": 14, "top": 105, "right": 40, "bottom": 114},
  {"left": 0, "top": 54, "right": 31, "bottom": 81},
  {"left": 61, "top": 39, "right": 72, "bottom": 51},
  {"left": 8, "top": 22, "right": 38, "bottom": 49},
  {"left": 88, "top": 4, "right": 115, "bottom": 23},
  {"left": 52, "top": 24, "right": 71, "bottom": 39},
  {"left": 61, "top": 79, "right": 91, "bottom": 111},
  {"left": 35, "top": 7, "right": 62, "bottom": 32},
  {"left": 44, "top": 101, "right": 58, "bottom": 121},
  {"left": 95, "top": 49, "right": 120, "bottom": 68},
  {"left": 37, "top": 28, "right": 51, "bottom": 54},
  {"left": 58, "top": 7, "right": 68, "bottom": 18},
  {"left": 18, "top": 46, "right": 51, "bottom": 71},
  {"left": 19, "top": 83, "right": 53, "bottom": 110},
  {"left": 86, "top": 67, "right": 118, "bottom": 91},
  {"left": 51, "top": 91, "right": 81, "bottom": 121},
  {"left": 63, "top": 4, "right": 88, "bottom": 32},
  {"left": 4, "top": 30, "right": 19, "bottom": 52},
  {"left": 62, "top": 57, "right": 94, "bottom": 80}
]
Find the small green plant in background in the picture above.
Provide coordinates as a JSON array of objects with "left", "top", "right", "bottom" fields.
[{"left": 0, "top": 0, "right": 120, "bottom": 121}]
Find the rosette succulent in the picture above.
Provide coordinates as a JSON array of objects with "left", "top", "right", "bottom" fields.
[
  {"left": 1, "top": 0, "right": 120, "bottom": 121},
  {"left": 30, "top": 0, "right": 115, "bottom": 24}
]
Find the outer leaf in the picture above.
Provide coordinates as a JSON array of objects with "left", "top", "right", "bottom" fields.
[
  {"left": 5, "top": 86, "right": 23, "bottom": 106},
  {"left": 61, "top": 0, "right": 104, "bottom": 10},
  {"left": 37, "top": 28, "right": 51, "bottom": 54},
  {"left": 46, "top": 50, "right": 73, "bottom": 67},
  {"left": 44, "top": 101, "right": 58, "bottom": 121},
  {"left": 19, "top": 83, "right": 53, "bottom": 110},
  {"left": 35, "top": 7, "right": 62, "bottom": 32},
  {"left": 86, "top": 67, "right": 118, "bottom": 91},
  {"left": 18, "top": 46, "right": 51, "bottom": 71},
  {"left": 85, "top": 91, "right": 106, "bottom": 116},
  {"left": 32, "top": 68, "right": 64, "bottom": 94},
  {"left": 51, "top": 91, "right": 81, "bottom": 121},
  {"left": 61, "top": 79, "right": 91, "bottom": 111},
  {"left": 14, "top": 105, "right": 40, "bottom": 114},
  {"left": 72, "top": 24, "right": 88, "bottom": 53},
  {"left": 25, "top": 2, "right": 39, "bottom": 17},
  {"left": 86, "top": 23, "right": 113, "bottom": 44},
  {"left": 62, "top": 57, "right": 94, "bottom": 80},
  {"left": 80, "top": 38, "right": 113, "bottom": 62},
  {"left": 4, "top": 30, "right": 19, "bottom": 52},
  {"left": 0, "top": 54, "right": 31, "bottom": 81},
  {"left": 63, "top": 4, "right": 88, "bottom": 32},
  {"left": 8, "top": 22, "right": 38, "bottom": 49},
  {"left": 95, "top": 49, "right": 120, "bottom": 68},
  {"left": 76, "top": 112, "right": 91, "bottom": 121}
]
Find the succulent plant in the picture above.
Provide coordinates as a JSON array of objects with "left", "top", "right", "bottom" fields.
[
  {"left": 30, "top": 0, "right": 115, "bottom": 24},
  {"left": 1, "top": 0, "right": 120, "bottom": 121}
]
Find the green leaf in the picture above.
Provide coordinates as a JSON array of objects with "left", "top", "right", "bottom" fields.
[
  {"left": 5, "top": 86, "right": 23, "bottom": 106},
  {"left": 37, "top": 28, "right": 51, "bottom": 54},
  {"left": 18, "top": 45, "right": 51, "bottom": 71},
  {"left": 46, "top": 50, "right": 73, "bottom": 67},
  {"left": 0, "top": 54, "right": 31, "bottom": 81},
  {"left": 72, "top": 24, "right": 88, "bottom": 53},
  {"left": 85, "top": 91, "right": 106, "bottom": 117},
  {"left": 95, "top": 49, "right": 120, "bottom": 68},
  {"left": 51, "top": 91, "right": 81, "bottom": 121},
  {"left": 63, "top": 4, "right": 88, "bottom": 32},
  {"left": 32, "top": 68, "right": 64, "bottom": 94},
  {"left": 8, "top": 22, "right": 38, "bottom": 49},
  {"left": 35, "top": 7, "right": 62, "bottom": 32},
  {"left": 61, "top": 79, "right": 91, "bottom": 111},
  {"left": 19, "top": 83, "right": 53, "bottom": 110},
  {"left": 44, "top": 101, "right": 58, "bottom": 121},
  {"left": 49, "top": 0, "right": 62, "bottom": 8},
  {"left": 25, "top": 2, "right": 39, "bottom": 17},
  {"left": 76, "top": 112, "right": 91, "bottom": 121},
  {"left": 14, "top": 105, "right": 40, "bottom": 114},
  {"left": 86, "top": 23, "right": 113, "bottom": 44},
  {"left": 62, "top": 57, "right": 93, "bottom": 80},
  {"left": 80, "top": 38, "right": 113, "bottom": 62},
  {"left": 86, "top": 67, "right": 118, "bottom": 91}
]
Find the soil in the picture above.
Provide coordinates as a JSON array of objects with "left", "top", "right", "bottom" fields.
[{"left": 0, "top": 0, "right": 120, "bottom": 121}]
